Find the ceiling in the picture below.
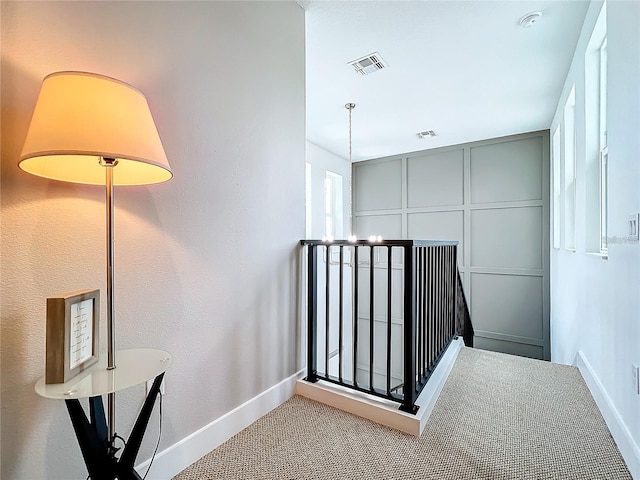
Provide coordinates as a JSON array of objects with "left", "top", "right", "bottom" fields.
[{"left": 300, "top": 0, "right": 589, "bottom": 162}]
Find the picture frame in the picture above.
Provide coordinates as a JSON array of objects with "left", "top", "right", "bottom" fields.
[{"left": 45, "top": 289, "right": 100, "bottom": 384}]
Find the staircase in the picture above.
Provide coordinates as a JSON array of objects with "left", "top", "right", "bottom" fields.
[{"left": 298, "top": 239, "right": 472, "bottom": 434}]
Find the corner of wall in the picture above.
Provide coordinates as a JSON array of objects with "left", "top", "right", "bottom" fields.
[
  {"left": 136, "top": 369, "right": 305, "bottom": 479},
  {"left": 576, "top": 351, "right": 640, "bottom": 478}
]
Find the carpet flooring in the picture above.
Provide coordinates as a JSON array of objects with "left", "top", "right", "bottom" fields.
[{"left": 173, "top": 347, "right": 631, "bottom": 479}]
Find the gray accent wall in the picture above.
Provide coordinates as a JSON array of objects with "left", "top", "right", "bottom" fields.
[{"left": 353, "top": 131, "right": 550, "bottom": 360}]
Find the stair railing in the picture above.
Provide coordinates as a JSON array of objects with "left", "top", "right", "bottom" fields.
[{"left": 300, "top": 239, "right": 472, "bottom": 414}]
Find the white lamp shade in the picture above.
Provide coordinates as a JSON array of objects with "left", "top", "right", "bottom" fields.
[{"left": 19, "top": 72, "right": 172, "bottom": 186}]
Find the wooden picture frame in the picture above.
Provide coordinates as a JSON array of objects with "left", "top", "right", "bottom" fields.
[{"left": 45, "top": 289, "right": 100, "bottom": 384}]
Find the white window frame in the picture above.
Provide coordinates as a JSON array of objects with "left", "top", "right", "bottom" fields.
[
  {"left": 324, "top": 170, "right": 343, "bottom": 240},
  {"left": 598, "top": 37, "right": 608, "bottom": 254},
  {"left": 305, "top": 162, "right": 312, "bottom": 238},
  {"left": 600, "top": 147, "right": 608, "bottom": 253},
  {"left": 563, "top": 85, "right": 576, "bottom": 251},
  {"left": 552, "top": 125, "right": 561, "bottom": 249}
]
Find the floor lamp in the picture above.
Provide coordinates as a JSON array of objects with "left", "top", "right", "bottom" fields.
[{"left": 19, "top": 71, "right": 173, "bottom": 445}]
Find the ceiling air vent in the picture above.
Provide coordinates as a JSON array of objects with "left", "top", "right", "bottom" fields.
[
  {"left": 417, "top": 130, "right": 438, "bottom": 139},
  {"left": 348, "top": 52, "right": 388, "bottom": 76},
  {"left": 519, "top": 11, "right": 542, "bottom": 28}
]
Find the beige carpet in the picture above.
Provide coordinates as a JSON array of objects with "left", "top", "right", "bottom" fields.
[{"left": 174, "top": 348, "right": 631, "bottom": 479}]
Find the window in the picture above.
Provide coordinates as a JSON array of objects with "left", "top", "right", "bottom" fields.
[
  {"left": 600, "top": 147, "right": 608, "bottom": 252},
  {"left": 599, "top": 37, "right": 608, "bottom": 253},
  {"left": 305, "top": 162, "right": 312, "bottom": 238},
  {"left": 584, "top": 2, "right": 607, "bottom": 254},
  {"left": 324, "top": 170, "right": 343, "bottom": 239},
  {"left": 552, "top": 125, "right": 561, "bottom": 249},
  {"left": 599, "top": 38, "right": 608, "bottom": 151},
  {"left": 563, "top": 85, "right": 576, "bottom": 251}
]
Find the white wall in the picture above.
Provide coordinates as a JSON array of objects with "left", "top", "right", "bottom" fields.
[
  {"left": 550, "top": 1, "right": 640, "bottom": 476},
  {"left": 0, "top": 2, "right": 305, "bottom": 478},
  {"left": 306, "top": 141, "right": 352, "bottom": 239},
  {"left": 304, "top": 142, "right": 353, "bottom": 387}
]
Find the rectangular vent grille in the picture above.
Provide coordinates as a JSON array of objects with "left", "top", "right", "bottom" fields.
[
  {"left": 417, "top": 130, "right": 438, "bottom": 139},
  {"left": 348, "top": 52, "right": 388, "bottom": 76}
]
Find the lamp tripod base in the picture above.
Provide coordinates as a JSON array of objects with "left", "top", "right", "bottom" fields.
[{"left": 65, "top": 373, "right": 164, "bottom": 480}]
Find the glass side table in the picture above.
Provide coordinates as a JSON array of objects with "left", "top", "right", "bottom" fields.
[{"left": 36, "top": 349, "right": 172, "bottom": 480}]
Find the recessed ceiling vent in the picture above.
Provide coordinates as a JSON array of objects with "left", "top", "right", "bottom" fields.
[
  {"left": 417, "top": 130, "right": 438, "bottom": 139},
  {"left": 519, "top": 11, "right": 542, "bottom": 28},
  {"left": 348, "top": 52, "right": 388, "bottom": 76}
]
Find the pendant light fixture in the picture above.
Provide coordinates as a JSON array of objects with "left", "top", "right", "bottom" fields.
[
  {"left": 345, "top": 102, "right": 358, "bottom": 243},
  {"left": 345, "top": 102, "right": 356, "bottom": 162}
]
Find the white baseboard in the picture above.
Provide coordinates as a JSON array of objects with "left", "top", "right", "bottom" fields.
[
  {"left": 296, "top": 338, "right": 463, "bottom": 437},
  {"left": 415, "top": 337, "right": 463, "bottom": 433},
  {"left": 575, "top": 351, "right": 640, "bottom": 479},
  {"left": 133, "top": 348, "right": 637, "bottom": 479},
  {"left": 136, "top": 369, "right": 305, "bottom": 480}
]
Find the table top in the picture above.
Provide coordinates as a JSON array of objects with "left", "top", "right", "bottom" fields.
[{"left": 35, "top": 348, "right": 172, "bottom": 400}]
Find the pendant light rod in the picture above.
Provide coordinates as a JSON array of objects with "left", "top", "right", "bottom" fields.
[{"left": 345, "top": 103, "right": 356, "bottom": 163}]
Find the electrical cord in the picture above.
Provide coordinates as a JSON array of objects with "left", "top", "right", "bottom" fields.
[
  {"left": 83, "top": 389, "right": 164, "bottom": 480},
  {"left": 85, "top": 433, "right": 127, "bottom": 479},
  {"left": 114, "top": 433, "right": 126, "bottom": 452},
  {"left": 142, "top": 391, "right": 163, "bottom": 480}
]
